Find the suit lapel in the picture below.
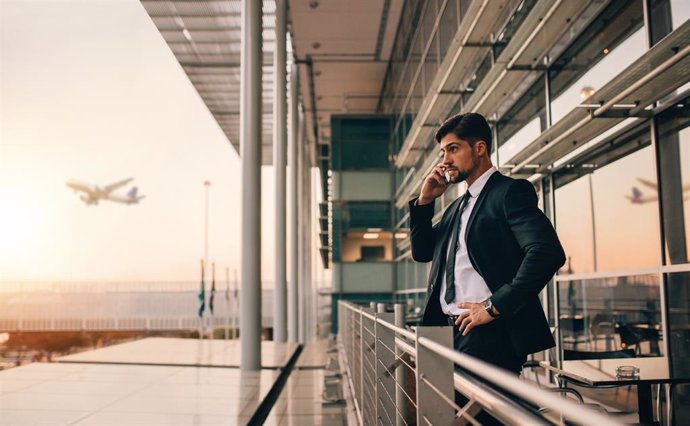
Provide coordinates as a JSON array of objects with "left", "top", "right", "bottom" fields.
[{"left": 464, "top": 171, "right": 501, "bottom": 240}]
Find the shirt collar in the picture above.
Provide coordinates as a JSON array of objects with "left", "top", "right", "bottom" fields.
[{"left": 467, "top": 166, "right": 497, "bottom": 198}]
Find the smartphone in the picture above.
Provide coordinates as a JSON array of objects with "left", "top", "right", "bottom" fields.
[{"left": 443, "top": 171, "right": 451, "bottom": 185}]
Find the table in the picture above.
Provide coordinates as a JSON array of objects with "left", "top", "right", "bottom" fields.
[{"left": 540, "top": 357, "right": 690, "bottom": 425}]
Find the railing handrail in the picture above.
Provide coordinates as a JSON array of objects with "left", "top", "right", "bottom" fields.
[
  {"left": 338, "top": 300, "right": 622, "bottom": 426},
  {"left": 417, "top": 336, "right": 619, "bottom": 426}
]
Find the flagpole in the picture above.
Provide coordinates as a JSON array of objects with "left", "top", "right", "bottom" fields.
[
  {"left": 203, "top": 180, "right": 211, "bottom": 337},
  {"left": 198, "top": 259, "right": 205, "bottom": 339},
  {"left": 225, "top": 267, "right": 230, "bottom": 341}
]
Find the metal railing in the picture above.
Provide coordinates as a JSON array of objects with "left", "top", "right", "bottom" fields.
[{"left": 338, "top": 300, "right": 622, "bottom": 426}]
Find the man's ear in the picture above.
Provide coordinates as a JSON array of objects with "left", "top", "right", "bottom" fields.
[{"left": 475, "top": 140, "right": 488, "bottom": 157}]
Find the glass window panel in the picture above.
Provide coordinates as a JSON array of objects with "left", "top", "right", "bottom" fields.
[
  {"left": 670, "top": 0, "right": 690, "bottom": 29},
  {"left": 493, "top": 0, "right": 538, "bottom": 59},
  {"left": 466, "top": 51, "right": 492, "bottom": 93},
  {"left": 558, "top": 273, "right": 663, "bottom": 357},
  {"left": 438, "top": 0, "right": 458, "bottom": 60},
  {"left": 556, "top": 176, "right": 595, "bottom": 274},
  {"left": 657, "top": 99, "right": 690, "bottom": 265},
  {"left": 555, "top": 145, "right": 661, "bottom": 273},
  {"left": 549, "top": 1, "right": 645, "bottom": 124},
  {"left": 550, "top": 29, "right": 646, "bottom": 124},
  {"left": 498, "top": 116, "right": 541, "bottom": 167},
  {"left": 424, "top": 31, "right": 440, "bottom": 94},
  {"left": 497, "top": 75, "right": 545, "bottom": 146},
  {"left": 590, "top": 147, "right": 661, "bottom": 271},
  {"left": 421, "top": 0, "right": 438, "bottom": 52}
]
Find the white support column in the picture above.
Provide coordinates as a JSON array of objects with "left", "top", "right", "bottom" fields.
[
  {"left": 287, "top": 64, "right": 299, "bottom": 343},
  {"left": 297, "top": 108, "right": 306, "bottom": 344},
  {"left": 305, "top": 148, "right": 313, "bottom": 341},
  {"left": 240, "top": 0, "right": 262, "bottom": 371},
  {"left": 273, "top": 0, "right": 287, "bottom": 343}
]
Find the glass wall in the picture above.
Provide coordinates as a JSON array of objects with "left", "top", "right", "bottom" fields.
[
  {"left": 558, "top": 273, "right": 663, "bottom": 357},
  {"left": 554, "top": 125, "right": 662, "bottom": 274},
  {"left": 383, "top": 0, "right": 690, "bottom": 381}
]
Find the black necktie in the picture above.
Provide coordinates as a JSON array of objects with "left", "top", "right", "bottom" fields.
[{"left": 444, "top": 191, "right": 472, "bottom": 305}]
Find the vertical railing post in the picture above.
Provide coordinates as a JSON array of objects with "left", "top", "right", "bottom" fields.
[
  {"left": 358, "top": 307, "right": 365, "bottom": 416},
  {"left": 361, "top": 307, "right": 375, "bottom": 424},
  {"left": 375, "top": 309, "right": 396, "bottom": 425},
  {"left": 394, "top": 304, "right": 409, "bottom": 426},
  {"left": 416, "top": 327, "right": 454, "bottom": 425}
]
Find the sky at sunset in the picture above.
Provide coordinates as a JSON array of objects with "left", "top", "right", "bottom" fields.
[
  {"left": 2, "top": 0, "right": 688, "bottom": 284},
  {"left": 0, "top": 0, "right": 318, "bottom": 283}
]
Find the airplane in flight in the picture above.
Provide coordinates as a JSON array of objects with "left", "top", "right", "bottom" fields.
[
  {"left": 626, "top": 177, "right": 690, "bottom": 204},
  {"left": 66, "top": 178, "right": 145, "bottom": 206}
]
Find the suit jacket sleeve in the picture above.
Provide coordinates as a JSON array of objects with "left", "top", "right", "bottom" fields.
[
  {"left": 409, "top": 198, "right": 437, "bottom": 263},
  {"left": 490, "top": 180, "right": 566, "bottom": 317}
]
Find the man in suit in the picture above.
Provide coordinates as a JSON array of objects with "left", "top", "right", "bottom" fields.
[{"left": 409, "top": 112, "right": 565, "bottom": 376}]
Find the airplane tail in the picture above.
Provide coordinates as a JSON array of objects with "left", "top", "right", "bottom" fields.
[
  {"left": 126, "top": 186, "right": 145, "bottom": 203},
  {"left": 632, "top": 187, "right": 643, "bottom": 199},
  {"left": 625, "top": 186, "right": 644, "bottom": 203}
]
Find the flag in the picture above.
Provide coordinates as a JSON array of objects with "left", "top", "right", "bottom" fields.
[
  {"left": 209, "top": 262, "right": 216, "bottom": 315},
  {"left": 225, "top": 267, "right": 230, "bottom": 304},
  {"left": 198, "top": 260, "right": 205, "bottom": 318}
]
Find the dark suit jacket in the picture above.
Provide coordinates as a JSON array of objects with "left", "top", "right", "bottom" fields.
[{"left": 409, "top": 171, "right": 565, "bottom": 356}]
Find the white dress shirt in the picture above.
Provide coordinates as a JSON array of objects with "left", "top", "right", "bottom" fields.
[{"left": 440, "top": 166, "right": 497, "bottom": 315}]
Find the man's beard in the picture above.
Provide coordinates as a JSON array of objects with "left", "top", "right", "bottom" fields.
[
  {"left": 450, "top": 155, "right": 478, "bottom": 183},
  {"left": 453, "top": 170, "right": 469, "bottom": 183}
]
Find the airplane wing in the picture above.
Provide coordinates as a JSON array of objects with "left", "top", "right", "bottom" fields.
[
  {"left": 637, "top": 178, "right": 658, "bottom": 191},
  {"left": 66, "top": 181, "right": 95, "bottom": 194},
  {"left": 103, "top": 178, "right": 134, "bottom": 194}
]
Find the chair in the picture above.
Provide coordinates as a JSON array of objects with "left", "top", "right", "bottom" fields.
[
  {"left": 560, "top": 315, "right": 589, "bottom": 348},
  {"left": 589, "top": 313, "right": 616, "bottom": 351},
  {"left": 616, "top": 323, "right": 661, "bottom": 356}
]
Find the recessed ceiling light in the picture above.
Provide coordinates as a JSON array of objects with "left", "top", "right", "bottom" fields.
[
  {"left": 314, "top": 70, "right": 322, "bottom": 76},
  {"left": 309, "top": 1, "right": 319, "bottom": 9},
  {"left": 312, "top": 42, "right": 321, "bottom": 49}
]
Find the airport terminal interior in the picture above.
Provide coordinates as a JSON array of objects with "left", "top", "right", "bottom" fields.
[{"left": 2, "top": 0, "right": 690, "bottom": 424}]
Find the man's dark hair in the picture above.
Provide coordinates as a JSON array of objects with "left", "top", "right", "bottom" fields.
[{"left": 435, "top": 112, "right": 492, "bottom": 153}]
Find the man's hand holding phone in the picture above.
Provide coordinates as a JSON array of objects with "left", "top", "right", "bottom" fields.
[{"left": 418, "top": 164, "right": 452, "bottom": 205}]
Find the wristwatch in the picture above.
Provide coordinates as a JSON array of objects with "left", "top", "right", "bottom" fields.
[{"left": 483, "top": 299, "right": 499, "bottom": 318}]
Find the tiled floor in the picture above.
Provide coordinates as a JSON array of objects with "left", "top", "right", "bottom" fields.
[
  {"left": 0, "top": 338, "right": 352, "bottom": 425},
  {"left": 0, "top": 361, "right": 279, "bottom": 425},
  {"left": 58, "top": 337, "right": 298, "bottom": 368}
]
